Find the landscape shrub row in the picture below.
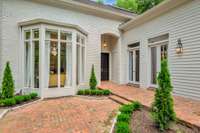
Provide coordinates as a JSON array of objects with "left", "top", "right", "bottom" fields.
[
  {"left": 115, "top": 101, "right": 142, "bottom": 133},
  {"left": 0, "top": 93, "right": 38, "bottom": 107},
  {"left": 77, "top": 89, "right": 111, "bottom": 96}
]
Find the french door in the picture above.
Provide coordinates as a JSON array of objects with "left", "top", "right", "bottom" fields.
[
  {"left": 128, "top": 49, "right": 140, "bottom": 84},
  {"left": 150, "top": 44, "right": 168, "bottom": 86}
]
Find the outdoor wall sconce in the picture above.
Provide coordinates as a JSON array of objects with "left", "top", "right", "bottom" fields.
[
  {"left": 176, "top": 38, "right": 183, "bottom": 54},
  {"left": 103, "top": 41, "right": 108, "bottom": 48}
]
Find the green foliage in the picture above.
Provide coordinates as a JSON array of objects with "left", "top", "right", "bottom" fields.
[
  {"left": 151, "top": 59, "right": 176, "bottom": 131},
  {"left": 132, "top": 101, "right": 142, "bottom": 110},
  {"left": 115, "top": 0, "right": 164, "bottom": 14},
  {"left": 0, "top": 92, "right": 38, "bottom": 107},
  {"left": 102, "top": 89, "right": 111, "bottom": 95},
  {"left": 1, "top": 62, "right": 15, "bottom": 99},
  {"left": 1, "top": 98, "right": 16, "bottom": 106},
  {"left": 119, "top": 104, "right": 134, "bottom": 114},
  {"left": 117, "top": 113, "right": 131, "bottom": 123},
  {"left": 77, "top": 89, "right": 111, "bottom": 96},
  {"left": 136, "top": 0, "right": 164, "bottom": 13},
  {"left": 29, "top": 93, "right": 38, "bottom": 99},
  {"left": 96, "top": 0, "right": 104, "bottom": 4},
  {"left": 23, "top": 95, "right": 31, "bottom": 101},
  {"left": 14, "top": 96, "right": 25, "bottom": 104},
  {"left": 77, "top": 90, "right": 84, "bottom": 95},
  {"left": 115, "top": 102, "right": 142, "bottom": 133},
  {"left": 116, "top": 0, "right": 138, "bottom": 13},
  {"left": 89, "top": 65, "right": 97, "bottom": 90},
  {"left": 115, "top": 122, "right": 131, "bottom": 133}
]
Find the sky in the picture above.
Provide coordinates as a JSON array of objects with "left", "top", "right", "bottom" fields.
[
  {"left": 104, "top": 0, "right": 116, "bottom": 5},
  {"left": 92, "top": 0, "right": 116, "bottom": 5}
]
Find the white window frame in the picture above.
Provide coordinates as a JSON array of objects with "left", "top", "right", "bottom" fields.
[
  {"left": 148, "top": 39, "right": 169, "bottom": 88},
  {"left": 76, "top": 33, "right": 86, "bottom": 85},
  {"left": 128, "top": 46, "right": 140, "bottom": 84},
  {"left": 23, "top": 25, "right": 40, "bottom": 89}
]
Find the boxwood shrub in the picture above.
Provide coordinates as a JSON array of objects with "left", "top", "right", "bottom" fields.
[
  {"left": 117, "top": 113, "right": 130, "bottom": 123},
  {"left": 1, "top": 98, "right": 16, "bottom": 106},
  {"left": 14, "top": 96, "right": 25, "bottom": 104},
  {"left": 0, "top": 92, "right": 38, "bottom": 107},
  {"left": 115, "top": 122, "right": 130, "bottom": 133},
  {"left": 115, "top": 101, "right": 142, "bottom": 133},
  {"left": 77, "top": 89, "right": 111, "bottom": 96}
]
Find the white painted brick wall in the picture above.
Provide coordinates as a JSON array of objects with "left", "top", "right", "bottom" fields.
[{"left": 0, "top": 0, "right": 123, "bottom": 91}]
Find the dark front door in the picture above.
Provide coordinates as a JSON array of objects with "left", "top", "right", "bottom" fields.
[{"left": 101, "top": 53, "right": 109, "bottom": 81}]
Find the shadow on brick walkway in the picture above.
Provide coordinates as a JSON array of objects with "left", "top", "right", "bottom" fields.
[
  {"left": 99, "top": 81, "right": 200, "bottom": 128},
  {"left": 0, "top": 96, "right": 119, "bottom": 133}
]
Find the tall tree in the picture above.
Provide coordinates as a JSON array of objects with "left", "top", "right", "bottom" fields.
[
  {"left": 116, "top": 0, "right": 138, "bottom": 13},
  {"left": 89, "top": 65, "right": 97, "bottom": 90},
  {"left": 1, "top": 62, "right": 15, "bottom": 99},
  {"left": 151, "top": 60, "right": 176, "bottom": 131},
  {"left": 137, "top": 0, "right": 164, "bottom": 13},
  {"left": 115, "top": 0, "right": 164, "bottom": 14}
]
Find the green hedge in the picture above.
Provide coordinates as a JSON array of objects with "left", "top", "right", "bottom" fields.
[
  {"left": 115, "top": 101, "right": 142, "bottom": 133},
  {"left": 0, "top": 93, "right": 38, "bottom": 107},
  {"left": 77, "top": 89, "right": 111, "bottom": 96}
]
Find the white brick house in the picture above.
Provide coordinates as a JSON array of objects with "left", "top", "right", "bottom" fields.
[{"left": 0, "top": 0, "right": 200, "bottom": 100}]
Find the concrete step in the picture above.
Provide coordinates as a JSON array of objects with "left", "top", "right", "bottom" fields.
[{"left": 109, "top": 95, "right": 131, "bottom": 105}]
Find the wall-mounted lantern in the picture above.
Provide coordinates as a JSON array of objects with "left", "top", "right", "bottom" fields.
[
  {"left": 102, "top": 35, "right": 108, "bottom": 48},
  {"left": 176, "top": 38, "right": 183, "bottom": 54},
  {"left": 103, "top": 41, "right": 108, "bottom": 48}
]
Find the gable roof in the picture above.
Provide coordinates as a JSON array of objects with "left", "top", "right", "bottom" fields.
[
  {"left": 119, "top": 0, "right": 191, "bottom": 31},
  {"left": 33, "top": 0, "right": 137, "bottom": 21}
]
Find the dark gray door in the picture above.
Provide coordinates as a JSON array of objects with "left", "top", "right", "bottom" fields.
[{"left": 101, "top": 53, "right": 109, "bottom": 81}]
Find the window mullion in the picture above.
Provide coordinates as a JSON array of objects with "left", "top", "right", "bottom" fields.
[
  {"left": 58, "top": 30, "right": 61, "bottom": 88},
  {"left": 79, "top": 45, "right": 82, "bottom": 82},
  {"left": 30, "top": 30, "right": 34, "bottom": 88}
]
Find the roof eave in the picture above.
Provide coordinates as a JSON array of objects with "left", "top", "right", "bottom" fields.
[
  {"left": 32, "top": 0, "right": 137, "bottom": 21},
  {"left": 119, "top": 0, "right": 191, "bottom": 31}
]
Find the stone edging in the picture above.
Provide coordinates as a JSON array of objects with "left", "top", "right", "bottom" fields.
[
  {"left": 109, "top": 112, "right": 120, "bottom": 133},
  {"left": 0, "top": 98, "right": 42, "bottom": 120}
]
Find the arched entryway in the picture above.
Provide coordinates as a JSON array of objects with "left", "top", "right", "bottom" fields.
[{"left": 101, "top": 33, "right": 119, "bottom": 82}]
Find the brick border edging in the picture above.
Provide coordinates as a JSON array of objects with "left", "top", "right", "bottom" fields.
[
  {"left": 98, "top": 87, "right": 200, "bottom": 130},
  {"left": 0, "top": 99, "right": 42, "bottom": 120}
]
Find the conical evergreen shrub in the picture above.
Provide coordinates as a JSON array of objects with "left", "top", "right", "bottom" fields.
[
  {"left": 89, "top": 65, "right": 97, "bottom": 90},
  {"left": 1, "top": 62, "right": 15, "bottom": 99},
  {"left": 151, "top": 59, "right": 176, "bottom": 131}
]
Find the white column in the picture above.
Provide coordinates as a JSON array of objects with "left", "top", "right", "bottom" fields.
[
  {"left": 72, "top": 30, "right": 77, "bottom": 94},
  {"left": 39, "top": 24, "right": 45, "bottom": 98}
]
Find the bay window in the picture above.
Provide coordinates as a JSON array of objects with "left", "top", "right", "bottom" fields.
[{"left": 23, "top": 24, "right": 86, "bottom": 90}]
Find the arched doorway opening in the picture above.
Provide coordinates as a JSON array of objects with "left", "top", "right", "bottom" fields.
[{"left": 101, "top": 33, "right": 119, "bottom": 82}]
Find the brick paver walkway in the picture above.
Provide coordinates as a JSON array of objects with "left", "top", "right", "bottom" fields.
[
  {"left": 0, "top": 96, "right": 119, "bottom": 133},
  {"left": 99, "top": 81, "right": 200, "bottom": 128}
]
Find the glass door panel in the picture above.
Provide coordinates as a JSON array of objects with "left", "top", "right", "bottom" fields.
[
  {"left": 135, "top": 50, "right": 140, "bottom": 82},
  {"left": 151, "top": 47, "right": 157, "bottom": 84},
  {"left": 60, "top": 42, "right": 66, "bottom": 87},
  {"left": 49, "top": 41, "right": 58, "bottom": 88},
  {"left": 33, "top": 41, "right": 39, "bottom": 88},
  {"left": 25, "top": 41, "right": 31, "bottom": 87},
  {"left": 129, "top": 51, "right": 133, "bottom": 82}
]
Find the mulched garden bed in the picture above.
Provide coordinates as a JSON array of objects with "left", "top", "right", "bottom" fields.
[{"left": 131, "top": 109, "right": 200, "bottom": 133}]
